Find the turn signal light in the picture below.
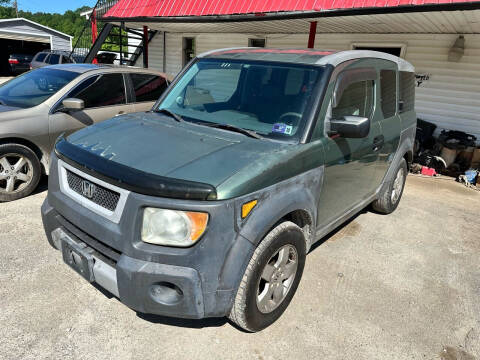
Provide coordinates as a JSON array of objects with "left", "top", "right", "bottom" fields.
[{"left": 242, "top": 200, "right": 258, "bottom": 219}]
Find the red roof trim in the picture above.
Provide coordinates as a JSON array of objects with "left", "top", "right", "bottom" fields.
[{"left": 104, "top": 0, "right": 480, "bottom": 19}]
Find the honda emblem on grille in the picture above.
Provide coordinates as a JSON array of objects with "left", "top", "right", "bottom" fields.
[{"left": 81, "top": 180, "right": 96, "bottom": 199}]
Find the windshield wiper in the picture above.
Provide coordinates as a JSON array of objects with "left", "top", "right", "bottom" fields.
[
  {"left": 0, "top": 99, "right": 6, "bottom": 106},
  {"left": 155, "top": 108, "right": 183, "bottom": 122},
  {"left": 204, "top": 123, "right": 263, "bottom": 139}
]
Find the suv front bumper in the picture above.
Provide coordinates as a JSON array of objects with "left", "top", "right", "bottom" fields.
[{"left": 42, "top": 199, "right": 206, "bottom": 319}]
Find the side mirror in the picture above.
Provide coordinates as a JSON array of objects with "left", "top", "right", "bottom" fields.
[
  {"left": 62, "top": 98, "right": 84, "bottom": 111},
  {"left": 329, "top": 116, "right": 370, "bottom": 138}
]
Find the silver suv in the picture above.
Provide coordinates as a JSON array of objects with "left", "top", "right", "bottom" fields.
[
  {"left": 0, "top": 64, "right": 169, "bottom": 201},
  {"left": 30, "top": 51, "right": 75, "bottom": 70}
]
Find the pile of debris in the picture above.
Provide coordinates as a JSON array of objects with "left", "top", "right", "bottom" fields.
[{"left": 411, "top": 119, "right": 480, "bottom": 188}]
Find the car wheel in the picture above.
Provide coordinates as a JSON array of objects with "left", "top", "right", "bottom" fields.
[
  {"left": 228, "top": 221, "right": 306, "bottom": 332},
  {"left": 0, "top": 144, "right": 41, "bottom": 202},
  {"left": 372, "top": 158, "right": 407, "bottom": 214}
]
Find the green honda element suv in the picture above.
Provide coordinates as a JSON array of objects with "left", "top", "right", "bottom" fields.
[{"left": 42, "top": 48, "right": 416, "bottom": 332}]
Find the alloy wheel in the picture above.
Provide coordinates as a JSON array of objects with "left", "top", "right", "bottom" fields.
[
  {"left": 256, "top": 244, "right": 298, "bottom": 314},
  {"left": 391, "top": 167, "right": 405, "bottom": 204},
  {"left": 0, "top": 153, "right": 33, "bottom": 194}
]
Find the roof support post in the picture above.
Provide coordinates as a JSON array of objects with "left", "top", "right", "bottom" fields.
[
  {"left": 120, "top": 22, "right": 124, "bottom": 65},
  {"left": 91, "top": 9, "right": 98, "bottom": 45},
  {"left": 308, "top": 21, "right": 317, "bottom": 49},
  {"left": 143, "top": 26, "right": 149, "bottom": 68},
  {"left": 163, "top": 31, "right": 166, "bottom": 73}
]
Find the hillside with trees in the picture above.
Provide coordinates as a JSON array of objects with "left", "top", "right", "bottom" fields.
[{"left": 0, "top": 1, "right": 90, "bottom": 44}]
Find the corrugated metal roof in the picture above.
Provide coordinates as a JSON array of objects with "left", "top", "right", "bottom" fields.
[{"left": 104, "top": 0, "right": 480, "bottom": 19}]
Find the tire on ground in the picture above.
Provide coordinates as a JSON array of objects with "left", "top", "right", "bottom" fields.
[
  {"left": 0, "top": 143, "right": 41, "bottom": 202},
  {"left": 372, "top": 157, "right": 408, "bottom": 214},
  {"left": 228, "top": 221, "right": 306, "bottom": 332}
]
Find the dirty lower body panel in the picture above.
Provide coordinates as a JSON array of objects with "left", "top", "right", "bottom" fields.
[{"left": 42, "top": 201, "right": 206, "bottom": 319}]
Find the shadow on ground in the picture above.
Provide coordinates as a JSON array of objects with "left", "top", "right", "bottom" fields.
[
  {"left": 137, "top": 312, "right": 228, "bottom": 329},
  {"left": 33, "top": 175, "right": 48, "bottom": 195}
]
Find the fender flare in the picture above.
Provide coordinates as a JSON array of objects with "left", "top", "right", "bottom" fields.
[{"left": 216, "top": 168, "right": 323, "bottom": 300}]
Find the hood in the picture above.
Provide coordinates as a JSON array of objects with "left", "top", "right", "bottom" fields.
[{"left": 66, "top": 112, "right": 288, "bottom": 190}]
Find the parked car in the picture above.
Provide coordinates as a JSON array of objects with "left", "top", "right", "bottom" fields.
[
  {"left": 41, "top": 49, "right": 416, "bottom": 332},
  {"left": 0, "top": 64, "right": 170, "bottom": 201},
  {"left": 8, "top": 53, "right": 33, "bottom": 75},
  {"left": 95, "top": 52, "right": 118, "bottom": 64},
  {"left": 30, "top": 50, "right": 76, "bottom": 70}
]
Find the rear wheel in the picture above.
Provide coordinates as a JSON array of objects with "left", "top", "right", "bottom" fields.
[
  {"left": 372, "top": 158, "right": 407, "bottom": 214},
  {"left": 228, "top": 221, "right": 306, "bottom": 332},
  {"left": 0, "top": 144, "right": 41, "bottom": 202}
]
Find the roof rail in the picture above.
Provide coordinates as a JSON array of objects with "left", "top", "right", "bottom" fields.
[{"left": 42, "top": 49, "right": 72, "bottom": 55}]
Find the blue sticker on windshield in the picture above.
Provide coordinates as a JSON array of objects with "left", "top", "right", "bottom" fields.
[{"left": 272, "top": 123, "right": 293, "bottom": 135}]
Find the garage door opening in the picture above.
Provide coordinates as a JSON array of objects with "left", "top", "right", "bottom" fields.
[
  {"left": 0, "top": 39, "right": 48, "bottom": 75},
  {"left": 352, "top": 44, "right": 405, "bottom": 58}
]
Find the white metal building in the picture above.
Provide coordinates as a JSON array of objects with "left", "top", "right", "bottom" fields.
[{"left": 0, "top": 18, "right": 72, "bottom": 74}]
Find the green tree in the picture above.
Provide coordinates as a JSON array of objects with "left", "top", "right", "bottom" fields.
[{"left": 0, "top": 5, "right": 90, "bottom": 44}]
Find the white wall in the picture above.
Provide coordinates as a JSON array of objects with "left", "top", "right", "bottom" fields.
[{"left": 142, "top": 32, "right": 480, "bottom": 141}]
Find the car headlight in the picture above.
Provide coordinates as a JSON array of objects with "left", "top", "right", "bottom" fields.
[{"left": 141, "top": 208, "right": 209, "bottom": 247}]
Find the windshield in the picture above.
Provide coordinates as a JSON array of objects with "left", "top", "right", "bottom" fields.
[
  {"left": 0, "top": 68, "right": 79, "bottom": 108},
  {"left": 156, "top": 59, "right": 324, "bottom": 141}
]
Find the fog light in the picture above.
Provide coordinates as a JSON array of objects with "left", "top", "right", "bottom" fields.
[{"left": 149, "top": 282, "right": 183, "bottom": 305}]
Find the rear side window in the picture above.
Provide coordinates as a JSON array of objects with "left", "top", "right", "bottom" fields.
[
  {"left": 68, "top": 73, "right": 126, "bottom": 108},
  {"left": 62, "top": 55, "right": 73, "bottom": 64},
  {"left": 130, "top": 73, "right": 167, "bottom": 102},
  {"left": 48, "top": 54, "right": 60, "bottom": 65},
  {"left": 399, "top": 71, "right": 415, "bottom": 113},
  {"left": 380, "top": 70, "right": 397, "bottom": 118},
  {"left": 35, "top": 53, "right": 47, "bottom": 62},
  {"left": 332, "top": 80, "right": 374, "bottom": 119}
]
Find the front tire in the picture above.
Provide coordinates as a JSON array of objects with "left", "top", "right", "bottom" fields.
[
  {"left": 0, "top": 144, "right": 41, "bottom": 202},
  {"left": 228, "top": 221, "right": 306, "bottom": 332},
  {"left": 372, "top": 158, "right": 407, "bottom": 214}
]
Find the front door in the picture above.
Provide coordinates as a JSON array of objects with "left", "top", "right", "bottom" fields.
[
  {"left": 49, "top": 73, "right": 134, "bottom": 145},
  {"left": 317, "top": 63, "right": 383, "bottom": 228}
]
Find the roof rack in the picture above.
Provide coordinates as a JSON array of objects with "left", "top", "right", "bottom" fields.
[{"left": 42, "top": 49, "right": 72, "bottom": 55}]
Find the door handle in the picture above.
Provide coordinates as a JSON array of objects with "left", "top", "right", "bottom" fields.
[
  {"left": 115, "top": 111, "right": 125, "bottom": 117},
  {"left": 373, "top": 135, "right": 384, "bottom": 152}
]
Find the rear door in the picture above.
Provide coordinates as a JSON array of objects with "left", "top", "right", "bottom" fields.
[
  {"left": 375, "top": 60, "right": 402, "bottom": 181},
  {"left": 49, "top": 72, "right": 134, "bottom": 144},
  {"left": 127, "top": 73, "right": 169, "bottom": 112}
]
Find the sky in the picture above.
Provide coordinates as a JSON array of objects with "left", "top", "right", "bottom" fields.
[{"left": 17, "top": 0, "right": 97, "bottom": 14}]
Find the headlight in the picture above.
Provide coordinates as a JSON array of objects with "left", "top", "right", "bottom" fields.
[{"left": 141, "top": 208, "right": 209, "bottom": 247}]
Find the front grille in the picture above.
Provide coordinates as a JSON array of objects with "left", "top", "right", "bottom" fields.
[{"left": 66, "top": 170, "right": 120, "bottom": 212}]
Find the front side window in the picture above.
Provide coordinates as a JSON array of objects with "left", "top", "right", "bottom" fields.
[
  {"left": 0, "top": 68, "right": 78, "bottom": 108},
  {"left": 68, "top": 73, "right": 126, "bottom": 108},
  {"left": 130, "top": 73, "right": 167, "bottom": 102},
  {"left": 332, "top": 80, "right": 374, "bottom": 119},
  {"left": 157, "top": 59, "right": 324, "bottom": 141},
  {"left": 380, "top": 70, "right": 397, "bottom": 118},
  {"left": 48, "top": 54, "right": 60, "bottom": 65}
]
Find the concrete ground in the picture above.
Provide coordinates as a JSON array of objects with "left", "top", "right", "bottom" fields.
[
  {"left": 0, "top": 77, "right": 13, "bottom": 84},
  {"left": 1, "top": 175, "right": 479, "bottom": 360}
]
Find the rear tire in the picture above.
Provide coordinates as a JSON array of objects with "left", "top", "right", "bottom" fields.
[
  {"left": 228, "top": 221, "right": 306, "bottom": 332},
  {"left": 372, "top": 158, "right": 407, "bottom": 214},
  {"left": 0, "top": 144, "right": 41, "bottom": 202}
]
